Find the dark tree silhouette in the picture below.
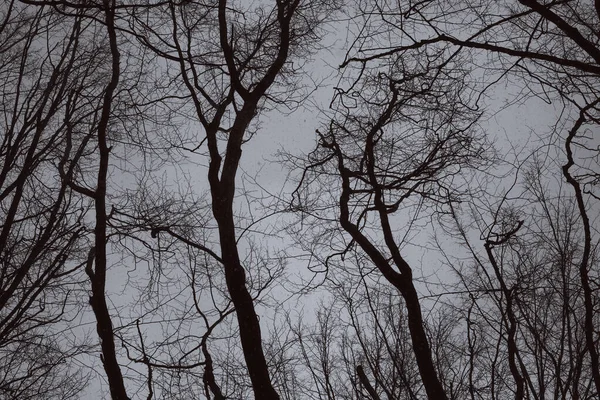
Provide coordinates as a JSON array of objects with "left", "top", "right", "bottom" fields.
[
  {"left": 289, "top": 1, "right": 600, "bottom": 399},
  {"left": 1, "top": 0, "right": 599, "bottom": 399}
]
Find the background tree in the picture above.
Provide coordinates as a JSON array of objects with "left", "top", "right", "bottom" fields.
[
  {"left": 444, "top": 162, "right": 599, "bottom": 399},
  {"left": 0, "top": 2, "right": 116, "bottom": 398}
]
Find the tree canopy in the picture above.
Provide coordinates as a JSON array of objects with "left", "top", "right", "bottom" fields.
[{"left": 0, "top": 0, "right": 599, "bottom": 399}]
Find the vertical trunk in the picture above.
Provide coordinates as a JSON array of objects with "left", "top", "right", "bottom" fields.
[
  {"left": 485, "top": 244, "right": 526, "bottom": 400},
  {"left": 562, "top": 109, "right": 600, "bottom": 397},
  {"left": 207, "top": 105, "right": 279, "bottom": 399},
  {"left": 399, "top": 281, "right": 449, "bottom": 400},
  {"left": 87, "top": 2, "right": 129, "bottom": 399}
]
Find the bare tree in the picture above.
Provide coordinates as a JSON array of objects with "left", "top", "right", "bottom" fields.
[
  {"left": 0, "top": 2, "right": 119, "bottom": 397},
  {"left": 287, "top": 1, "right": 600, "bottom": 400},
  {"left": 110, "top": 0, "right": 342, "bottom": 398},
  {"left": 438, "top": 152, "right": 600, "bottom": 400},
  {"left": 2, "top": 0, "right": 599, "bottom": 399},
  {"left": 291, "top": 37, "right": 488, "bottom": 398}
]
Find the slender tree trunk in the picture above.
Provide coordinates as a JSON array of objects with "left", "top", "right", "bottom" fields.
[
  {"left": 87, "top": 2, "right": 129, "bottom": 399},
  {"left": 562, "top": 107, "right": 600, "bottom": 397}
]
